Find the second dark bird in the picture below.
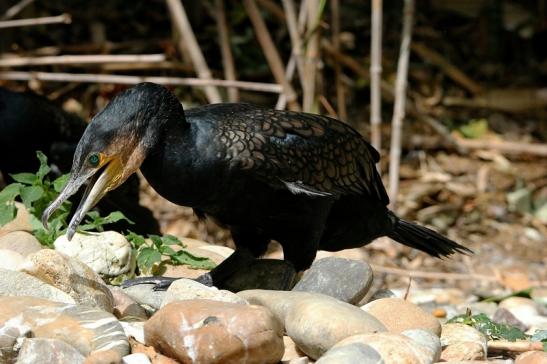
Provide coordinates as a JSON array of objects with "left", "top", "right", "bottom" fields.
[{"left": 42, "top": 83, "right": 470, "bottom": 289}]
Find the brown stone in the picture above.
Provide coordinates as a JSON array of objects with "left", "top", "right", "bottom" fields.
[
  {"left": 0, "top": 230, "right": 42, "bottom": 256},
  {"left": 144, "top": 299, "right": 284, "bottom": 364},
  {"left": 84, "top": 349, "right": 122, "bottom": 364},
  {"left": 516, "top": 351, "right": 547, "bottom": 364}
]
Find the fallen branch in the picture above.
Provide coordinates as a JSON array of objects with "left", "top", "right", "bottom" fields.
[
  {"left": 302, "top": 0, "right": 321, "bottom": 112},
  {"left": 370, "top": 0, "right": 383, "bottom": 150},
  {"left": 0, "top": 54, "right": 165, "bottom": 67},
  {"left": 1, "top": 0, "right": 35, "bottom": 20},
  {"left": 244, "top": 0, "right": 300, "bottom": 111},
  {"left": 165, "top": 0, "right": 222, "bottom": 103},
  {"left": 0, "top": 13, "right": 71, "bottom": 29},
  {"left": 411, "top": 42, "right": 483, "bottom": 95},
  {"left": 388, "top": 0, "right": 414, "bottom": 211},
  {"left": 455, "top": 137, "right": 547, "bottom": 157},
  {"left": 0, "top": 71, "right": 283, "bottom": 93},
  {"left": 369, "top": 264, "right": 499, "bottom": 281},
  {"left": 488, "top": 340, "right": 544, "bottom": 353},
  {"left": 215, "top": 0, "right": 239, "bottom": 102}
]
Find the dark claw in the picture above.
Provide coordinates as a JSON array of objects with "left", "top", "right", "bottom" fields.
[
  {"left": 120, "top": 276, "right": 179, "bottom": 291},
  {"left": 194, "top": 273, "right": 214, "bottom": 287}
]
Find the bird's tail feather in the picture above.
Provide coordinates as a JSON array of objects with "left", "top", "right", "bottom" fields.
[{"left": 387, "top": 212, "right": 472, "bottom": 257}]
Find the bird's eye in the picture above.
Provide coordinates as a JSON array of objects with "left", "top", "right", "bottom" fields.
[{"left": 88, "top": 153, "right": 100, "bottom": 167}]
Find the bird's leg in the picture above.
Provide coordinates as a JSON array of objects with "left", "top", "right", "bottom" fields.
[{"left": 120, "top": 247, "right": 257, "bottom": 291}]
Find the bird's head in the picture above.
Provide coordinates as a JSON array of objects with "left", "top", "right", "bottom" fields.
[{"left": 42, "top": 82, "right": 182, "bottom": 239}]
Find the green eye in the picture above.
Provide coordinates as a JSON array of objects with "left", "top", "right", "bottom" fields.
[{"left": 88, "top": 154, "right": 100, "bottom": 167}]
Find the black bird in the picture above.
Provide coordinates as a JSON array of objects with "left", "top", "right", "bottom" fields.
[
  {"left": 0, "top": 86, "right": 160, "bottom": 235},
  {"left": 42, "top": 83, "right": 470, "bottom": 288}
]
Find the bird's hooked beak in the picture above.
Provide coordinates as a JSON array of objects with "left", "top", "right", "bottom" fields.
[{"left": 42, "top": 156, "right": 125, "bottom": 240}]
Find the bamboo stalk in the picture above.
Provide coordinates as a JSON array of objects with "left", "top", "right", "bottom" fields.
[
  {"left": 0, "top": 13, "right": 71, "bottom": 29},
  {"left": 0, "top": 71, "right": 283, "bottom": 93},
  {"left": 165, "top": 0, "right": 222, "bottom": 103},
  {"left": 388, "top": 0, "right": 415, "bottom": 211},
  {"left": 302, "top": 0, "right": 321, "bottom": 113},
  {"left": 1, "top": 0, "right": 35, "bottom": 20},
  {"left": 0, "top": 54, "right": 165, "bottom": 67},
  {"left": 281, "top": 0, "right": 305, "bottom": 90},
  {"left": 370, "top": 0, "right": 383, "bottom": 151},
  {"left": 215, "top": 0, "right": 239, "bottom": 102},
  {"left": 243, "top": 0, "right": 300, "bottom": 111},
  {"left": 331, "top": 0, "right": 346, "bottom": 120}
]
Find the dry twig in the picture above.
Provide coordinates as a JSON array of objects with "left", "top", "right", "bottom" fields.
[
  {"left": 370, "top": 0, "right": 383, "bottom": 151},
  {"left": 281, "top": 0, "right": 305, "bottom": 88},
  {"left": 0, "top": 54, "right": 165, "bottom": 67},
  {"left": 302, "top": 0, "right": 321, "bottom": 113},
  {"left": 331, "top": 0, "right": 346, "bottom": 120},
  {"left": 488, "top": 340, "right": 544, "bottom": 353},
  {"left": 244, "top": 0, "right": 300, "bottom": 111},
  {"left": 1, "top": 0, "right": 35, "bottom": 20},
  {"left": 165, "top": 0, "right": 222, "bottom": 103},
  {"left": 0, "top": 71, "right": 283, "bottom": 93},
  {"left": 215, "top": 0, "right": 239, "bottom": 102},
  {"left": 455, "top": 137, "right": 547, "bottom": 157},
  {"left": 0, "top": 13, "right": 71, "bottom": 29},
  {"left": 388, "top": 0, "right": 414, "bottom": 211}
]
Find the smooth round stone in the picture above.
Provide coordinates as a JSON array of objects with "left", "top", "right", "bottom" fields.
[
  {"left": 0, "top": 296, "right": 128, "bottom": 358},
  {"left": 197, "top": 244, "right": 234, "bottom": 258},
  {"left": 123, "top": 284, "right": 165, "bottom": 314},
  {"left": 110, "top": 286, "right": 148, "bottom": 320},
  {"left": 84, "top": 349, "right": 123, "bottom": 364},
  {"left": 515, "top": 350, "right": 547, "bottom": 364},
  {"left": 0, "top": 249, "right": 27, "bottom": 270},
  {"left": 16, "top": 338, "right": 85, "bottom": 364},
  {"left": 0, "top": 230, "right": 42, "bottom": 256},
  {"left": 0, "top": 268, "right": 75, "bottom": 304},
  {"left": 499, "top": 297, "right": 547, "bottom": 329},
  {"left": 440, "top": 323, "right": 487, "bottom": 362},
  {"left": 54, "top": 231, "right": 132, "bottom": 276},
  {"left": 362, "top": 297, "right": 441, "bottom": 336},
  {"left": 331, "top": 332, "right": 436, "bottom": 364},
  {"left": 0, "top": 202, "right": 32, "bottom": 237},
  {"left": 21, "top": 249, "right": 114, "bottom": 312},
  {"left": 144, "top": 299, "right": 284, "bottom": 364},
  {"left": 161, "top": 278, "right": 246, "bottom": 307},
  {"left": 292, "top": 257, "right": 373, "bottom": 304},
  {"left": 316, "top": 343, "right": 382, "bottom": 364},
  {"left": 282, "top": 335, "right": 308, "bottom": 363},
  {"left": 401, "top": 329, "right": 441, "bottom": 362},
  {"left": 238, "top": 290, "right": 386, "bottom": 360}
]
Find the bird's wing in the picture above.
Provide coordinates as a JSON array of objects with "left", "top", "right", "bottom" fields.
[{"left": 215, "top": 106, "right": 388, "bottom": 203}]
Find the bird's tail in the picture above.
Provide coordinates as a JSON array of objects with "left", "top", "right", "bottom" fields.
[{"left": 387, "top": 211, "right": 472, "bottom": 257}]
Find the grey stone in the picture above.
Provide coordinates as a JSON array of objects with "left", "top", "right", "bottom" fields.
[
  {"left": 110, "top": 286, "right": 148, "bottom": 320},
  {"left": 493, "top": 307, "right": 528, "bottom": 331},
  {"left": 15, "top": 338, "right": 85, "bottom": 364},
  {"left": 123, "top": 284, "right": 165, "bottom": 313},
  {"left": 224, "top": 259, "right": 297, "bottom": 291},
  {"left": 161, "top": 278, "right": 247, "bottom": 307},
  {"left": 402, "top": 329, "right": 442, "bottom": 363},
  {"left": 316, "top": 343, "right": 383, "bottom": 364},
  {"left": 0, "top": 268, "right": 75, "bottom": 304},
  {"left": 293, "top": 257, "right": 373, "bottom": 304}
]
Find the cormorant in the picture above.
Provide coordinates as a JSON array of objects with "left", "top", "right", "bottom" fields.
[
  {"left": 42, "top": 82, "right": 470, "bottom": 288},
  {"left": 0, "top": 86, "right": 160, "bottom": 235}
]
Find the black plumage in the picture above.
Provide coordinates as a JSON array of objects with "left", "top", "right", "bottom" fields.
[
  {"left": 0, "top": 86, "right": 159, "bottom": 235},
  {"left": 43, "top": 83, "right": 470, "bottom": 287}
]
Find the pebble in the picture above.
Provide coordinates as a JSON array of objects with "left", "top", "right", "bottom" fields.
[
  {"left": 16, "top": 337, "right": 85, "bottom": 364},
  {"left": 515, "top": 351, "right": 547, "bottom": 364},
  {"left": 315, "top": 342, "right": 382, "bottom": 364},
  {"left": 123, "top": 284, "right": 165, "bottom": 314},
  {"left": 330, "top": 332, "right": 437, "bottom": 364},
  {"left": 0, "top": 296, "right": 129, "bottom": 358},
  {"left": 161, "top": 278, "right": 247, "bottom": 307},
  {"left": 531, "top": 287, "right": 547, "bottom": 307},
  {"left": 110, "top": 286, "right": 148, "bottom": 320},
  {"left": 120, "top": 321, "right": 146, "bottom": 344},
  {"left": 144, "top": 299, "right": 284, "bottom": 364},
  {"left": 122, "top": 353, "right": 152, "bottom": 364},
  {"left": 282, "top": 335, "right": 308, "bottom": 363},
  {"left": 54, "top": 231, "right": 132, "bottom": 276},
  {"left": 432, "top": 307, "right": 447, "bottom": 318},
  {"left": 402, "top": 329, "right": 442, "bottom": 362},
  {"left": 0, "top": 248, "right": 27, "bottom": 270},
  {"left": 292, "top": 257, "right": 373, "bottom": 304},
  {"left": 21, "top": 249, "right": 114, "bottom": 312},
  {"left": 238, "top": 290, "right": 386, "bottom": 359},
  {"left": 493, "top": 307, "right": 528, "bottom": 331},
  {"left": 440, "top": 323, "right": 487, "bottom": 361},
  {"left": 0, "top": 230, "right": 42, "bottom": 256},
  {"left": 84, "top": 349, "right": 123, "bottom": 364},
  {"left": 0, "top": 202, "right": 32, "bottom": 236},
  {"left": 0, "top": 268, "right": 75, "bottom": 303},
  {"left": 362, "top": 297, "right": 442, "bottom": 336},
  {"left": 499, "top": 297, "right": 547, "bottom": 330}
]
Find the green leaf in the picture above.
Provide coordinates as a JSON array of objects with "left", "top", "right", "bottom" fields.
[
  {"left": 9, "top": 172, "right": 38, "bottom": 185},
  {"left": 126, "top": 231, "right": 146, "bottom": 247},
  {"left": 36, "top": 151, "right": 51, "bottom": 181},
  {"left": 149, "top": 235, "right": 163, "bottom": 249},
  {"left": 449, "top": 312, "right": 527, "bottom": 341},
  {"left": 159, "top": 245, "right": 176, "bottom": 255},
  {"left": 0, "top": 203, "right": 16, "bottom": 226},
  {"left": 20, "top": 186, "right": 44, "bottom": 208},
  {"left": 102, "top": 211, "right": 133, "bottom": 225},
  {"left": 0, "top": 183, "right": 22, "bottom": 204},
  {"left": 459, "top": 119, "right": 488, "bottom": 139},
  {"left": 53, "top": 174, "right": 70, "bottom": 192},
  {"left": 531, "top": 330, "right": 547, "bottom": 342},
  {"left": 137, "top": 247, "right": 162, "bottom": 271},
  {"left": 170, "top": 250, "right": 216, "bottom": 270},
  {"left": 162, "top": 234, "right": 183, "bottom": 246}
]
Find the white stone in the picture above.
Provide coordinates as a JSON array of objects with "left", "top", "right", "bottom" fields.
[
  {"left": 54, "top": 231, "right": 132, "bottom": 276},
  {"left": 122, "top": 353, "right": 151, "bottom": 364},
  {"left": 0, "top": 249, "right": 27, "bottom": 270}
]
